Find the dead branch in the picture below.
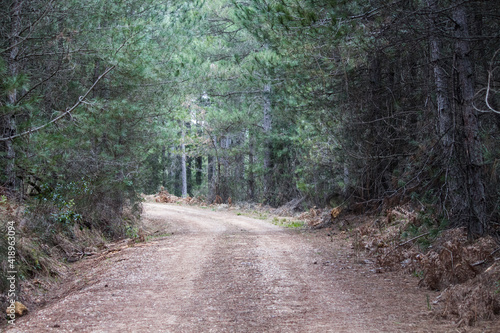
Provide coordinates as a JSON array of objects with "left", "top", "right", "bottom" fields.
[
  {"left": 381, "top": 232, "right": 431, "bottom": 260},
  {"left": 473, "top": 48, "right": 500, "bottom": 115},
  {"left": 397, "top": 232, "right": 431, "bottom": 248}
]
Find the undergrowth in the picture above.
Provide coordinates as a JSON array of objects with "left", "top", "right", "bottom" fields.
[
  {"left": 1, "top": 184, "right": 141, "bottom": 326},
  {"left": 347, "top": 203, "right": 500, "bottom": 327}
]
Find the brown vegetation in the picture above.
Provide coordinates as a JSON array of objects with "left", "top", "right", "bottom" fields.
[
  {"left": 154, "top": 188, "right": 203, "bottom": 205},
  {"left": 214, "top": 195, "right": 223, "bottom": 205},
  {"left": 332, "top": 205, "right": 500, "bottom": 327},
  {"left": 5, "top": 301, "right": 28, "bottom": 318},
  {"left": 438, "top": 263, "right": 500, "bottom": 326}
]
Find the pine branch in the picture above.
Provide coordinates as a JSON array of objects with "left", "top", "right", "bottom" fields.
[{"left": 0, "top": 65, "right": 115, "bottom": 142}]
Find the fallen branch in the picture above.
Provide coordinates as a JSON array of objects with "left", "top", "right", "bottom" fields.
[
  {"left": 382, "top": 232, "right": 431, "bottom": 260},
  {"left": 0, "top": 65, "right": 115, "bottom": 142},
  {"left": 471, "top": 247, "right": 500, "bottom": 266},
  {"left": 397, "top": 232, "right": 431, "bottom": 248}
]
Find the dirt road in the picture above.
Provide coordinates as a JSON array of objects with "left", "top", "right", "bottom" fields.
[{"left": 6, "top": 203, "right": 459, "bottom": 332}]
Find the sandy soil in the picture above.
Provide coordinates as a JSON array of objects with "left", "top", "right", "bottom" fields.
[{"left": 3, "top": 203, "right": 495, "bottom": 332}]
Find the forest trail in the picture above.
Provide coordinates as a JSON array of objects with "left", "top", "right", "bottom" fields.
[{"left": 6, "top": 203, "right": 457, "bottom": 332}]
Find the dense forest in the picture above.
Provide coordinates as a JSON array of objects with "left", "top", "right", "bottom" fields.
[{"left": 1, "top": 0, "right": 500, "bottom": 283}]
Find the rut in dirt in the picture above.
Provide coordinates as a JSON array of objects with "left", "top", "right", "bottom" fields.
[{"left": 6, "top": 203, "right": 452, "bottom": 333}]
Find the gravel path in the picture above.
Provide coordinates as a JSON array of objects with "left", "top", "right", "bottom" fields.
[{"left": 5, "top": 203, "right": 460, "bottom": 332}]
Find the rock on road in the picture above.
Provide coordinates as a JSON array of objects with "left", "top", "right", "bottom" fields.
[{"left": 6, "top": 203, "right": 455, "bottom": 332}]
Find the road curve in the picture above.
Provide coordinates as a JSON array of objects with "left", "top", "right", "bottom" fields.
[{"left": 6, "top": 203, "right": 454, "bottom": 332}]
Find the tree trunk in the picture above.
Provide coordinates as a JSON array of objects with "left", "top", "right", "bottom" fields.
[
  {"left": 4, "top": 0, "right": 22, "bottom": 191},
  {"left": 262, "top": 83, "right": 272, "bottom": 201},
  {"left": 208, "top": 134, "right": 220, "bottom": 198},
  {"left": 428, "top": 0, "right": 462, "bottom": 217},
  {"left": 247, "top": 131, "right": 255, "bottom": 201},
  {"left": 236, "top": 131, "right": 245, "bottom": 200},
  {"left": 196, "top": 156, "right": 202, "bottom": 186},
  {"left": 343, "top": 162, "right": 349, "bottom": 197},
  {"left": 453, "top": 4, "right": 487, "bottom": 236},
  {"left": 181, "top": 124, "right": 187, "bottom": 198},
  {"left": 172, "top": 147, "right": 182, "bottom": 196},
  {"left": 208, "top": 155, "right": 213, "bottom": 185},
  {"left": 161, "top": 145, "right": 167, "bottom": 187},
  {"left": 187, "top": 156, "right": 192, "bottom": 196}
]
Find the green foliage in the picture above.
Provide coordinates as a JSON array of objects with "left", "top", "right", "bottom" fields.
[
  {"left": 400, "top": 208, "right": 449, "bottom": 251},
  {"left": 30, "top": 182, "right": 87, "bottom": 227},
  {"left": 0, "top": 0, "right": 205, "bottom": 239},
  {"left": 412, "top": 270, "right": 424, "bottom": 279},
  {"left": 1, "top": 0, "right": 498, "bottom": 258},
  {"left": 125, "top": 225, "right": 139, "bottom": 239},
  {"left": 285, "top": 220, "right": 305, "bottom": 229},
  {"left": 271, "top": 216, "right": 304, "bottom": 228}
]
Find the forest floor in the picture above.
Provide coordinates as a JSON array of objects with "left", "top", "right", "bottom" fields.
[{"left": 3, "top": 202, "right": 498, "bottom": 332}]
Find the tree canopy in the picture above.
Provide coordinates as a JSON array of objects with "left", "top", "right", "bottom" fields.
[{"left": 1, "top": 0, "right": 500, "bottom": 238}]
